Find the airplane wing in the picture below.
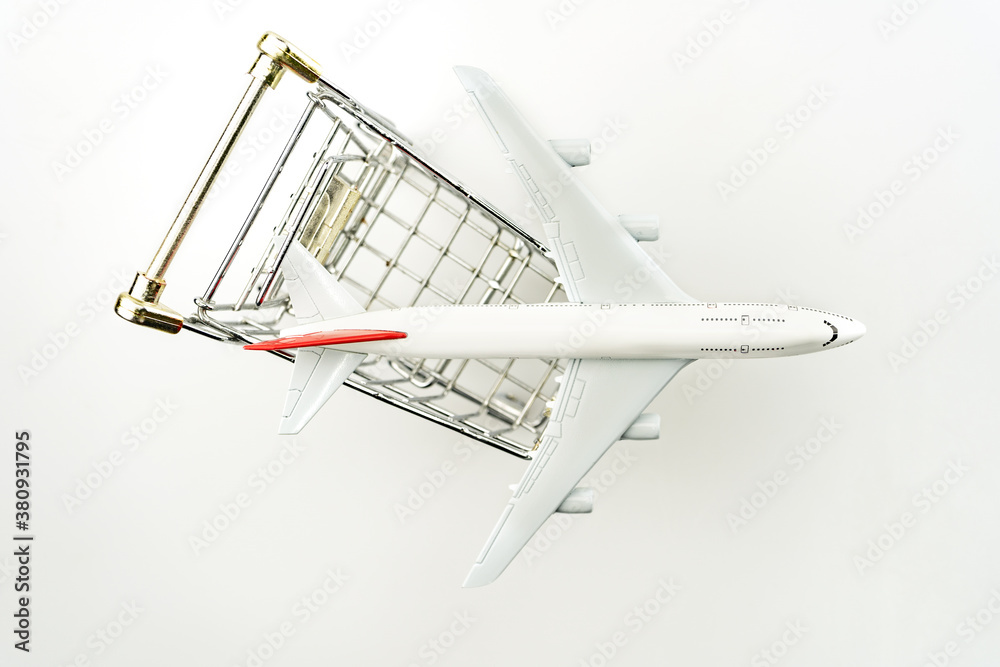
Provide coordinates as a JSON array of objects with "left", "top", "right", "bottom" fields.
[
  {"left": 454, "top": 66, "right": 697, "bottom": 305},
  {"left": 463, "top": 357, "right": 692, "bottom": 587}
]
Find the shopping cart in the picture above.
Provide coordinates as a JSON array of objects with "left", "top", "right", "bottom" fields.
[{"left": 115, "top": 32, "right": 567, "bottom": 459}]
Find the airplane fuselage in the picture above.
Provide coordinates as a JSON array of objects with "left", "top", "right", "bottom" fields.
[{"left": 282, "top": 302, "right": 865, "bottom": 360}]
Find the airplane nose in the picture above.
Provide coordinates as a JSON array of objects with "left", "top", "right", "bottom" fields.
[{"left": 840, "top": 318, "right": 866, "bottom": 345}]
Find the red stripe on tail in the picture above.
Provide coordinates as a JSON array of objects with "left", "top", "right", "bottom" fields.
[{"left": 244, "top": 329, "right": 407, "bottom": 351}]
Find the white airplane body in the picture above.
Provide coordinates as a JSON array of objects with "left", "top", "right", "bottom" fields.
[
  {"left": 246, "top": 66, "right": 865, "bottom": 587},
  {"left": 262, "top": 302, "right": 862, "bottom": 361}
]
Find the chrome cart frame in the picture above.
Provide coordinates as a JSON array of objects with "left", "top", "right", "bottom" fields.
[{"left": 116, "top": 33, "right": 567, "bottom": 459}]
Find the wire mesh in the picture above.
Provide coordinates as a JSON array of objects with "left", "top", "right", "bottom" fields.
[{"left": 189, "top": 82, "right": 568, "bottom": 458}]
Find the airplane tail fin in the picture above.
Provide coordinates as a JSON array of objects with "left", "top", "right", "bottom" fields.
[{"left": 271, "top": 242, "right": 367, "bottom": 434}]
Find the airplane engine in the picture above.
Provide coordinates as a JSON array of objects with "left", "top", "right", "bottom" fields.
[
  {"left": 618, "top": 214, "right": 660, "bottom": 242},
  {"left": 548, "top": 138, "right": 591, "bottom": 167},
  {"left": 556, "top": 487, "right": 594, "bottom": 513},
  {"left": 620, "top": 413, "right": 660, "bottom": 440}
]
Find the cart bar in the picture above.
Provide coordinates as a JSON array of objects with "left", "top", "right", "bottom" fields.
[
  {"left": 314, "top": 77, "right": 549, "bottom": 256},
  {"left": 201, "top": 99, "right": 320, "bottom": 305},
  {"left": 115, "top": 32, "right": 321, "bottom": 334}
]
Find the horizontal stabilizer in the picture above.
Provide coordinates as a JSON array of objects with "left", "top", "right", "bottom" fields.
[
  {"left": 279, "top": 347, "right": 366, "bottom": 434},
  {"left": 245, "top": 329, "right": 407, "bottom": 351},
  {"left": 262, "top": 243, "right": 388, "bottom": 434}
]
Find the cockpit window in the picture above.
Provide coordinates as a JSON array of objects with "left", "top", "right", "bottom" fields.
[{"left": 822, "top": 320, "right": 838, "bottom": 347}]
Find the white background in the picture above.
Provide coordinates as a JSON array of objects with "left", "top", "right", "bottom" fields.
[{"left": 3, "top": 0, "right": 1000, "bottom": 665}]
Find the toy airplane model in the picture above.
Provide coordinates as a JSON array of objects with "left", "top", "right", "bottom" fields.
[{"left": 242, "top": 66, "right": 865, "bottom": 587}]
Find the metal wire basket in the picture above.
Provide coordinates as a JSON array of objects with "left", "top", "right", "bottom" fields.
[{"left": 118, "top": 33, "right": 566, "bottom": 459}]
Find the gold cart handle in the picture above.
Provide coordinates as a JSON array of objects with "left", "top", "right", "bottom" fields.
[{"left": 114, "top": 32, "right": 321, "bottom": 334}]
